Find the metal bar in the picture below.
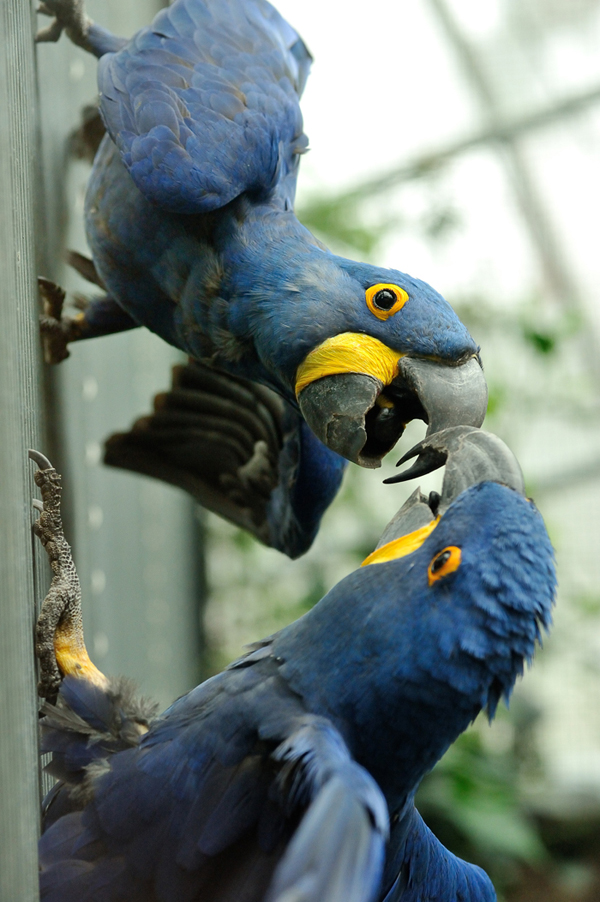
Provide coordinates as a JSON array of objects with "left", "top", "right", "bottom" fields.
[
  {"left": 534, "top": 457, "right": 600, "bottom": 495},
  {"left": 0, "top": 0, "right": 45, "bottom": 898},
  {"left": 339, "top": 83, "right": 600, "bottom": 202},
  {"left": 426, "top": 0, "right": 600, "bottom": 385}
]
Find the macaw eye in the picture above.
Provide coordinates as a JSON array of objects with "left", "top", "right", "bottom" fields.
[
  {"left": 428, "top": 546, "right": 461, "bottom": 585},
  {"left": 373, "top": 289, "right": 396, "bottom": 310},
  {"left": 365, "top": 283, "right": 409, "bottom": 321}
]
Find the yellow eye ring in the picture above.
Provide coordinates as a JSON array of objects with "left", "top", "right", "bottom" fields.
[
  {"left": 365, "top": 283, "right": 409, "bottom": 321},
  {"left": 428, "top": 546, "right": 461, "bottom": 585}
]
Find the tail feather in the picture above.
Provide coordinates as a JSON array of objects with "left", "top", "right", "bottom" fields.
[
  {"left": 42, "top": 676, "right": 158, "bottom": 765},
  {"left": 41, "top": 675, "right": 159, "bottom": 829}
]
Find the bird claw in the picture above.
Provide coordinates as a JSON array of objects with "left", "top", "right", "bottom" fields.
[
  {"left": 29, "top": 450, "right": 69, "bottom": 698},
  {"left": 29, "top": 449, "right": 106, "bottom": 699},
  {"left": 36, "top": 18, "right": 65, "bottom": 44},
  {"left": 38, "top": 276, "right": 84, "bottom": 364},
  {"left": 35, "top": 0, "right": 92, "bottom": 48}
]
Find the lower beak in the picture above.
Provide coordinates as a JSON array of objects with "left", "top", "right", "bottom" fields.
[
  {"left": 297, "top": 356, "right": 488, "bottom": 468},
  {"left": 370, "top": 426, "right": 525, "bottom": 557},
  {"left": 384, "top": 425, "right": 525, "bottom": 499}
]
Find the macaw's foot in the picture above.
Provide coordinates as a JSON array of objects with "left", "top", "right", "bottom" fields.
[
  {"left": 65, "top": 250, "right": 106, "bottom": 288},
  {"left": 29, "top": 450, "right": 107, "bottom": 700},
  {"left": 38, "top": 276, "right": 85, "bottom": 364},
  {"left": 39, "top": 269, "right": 136, "bottom": 364},
  {"left": 36, "top": 0, "right": 92, "bottom": 50},
  {"left": 104, "top": 360, "right": 284, "bottom": 545},
  {"left": 36, "top": 0, "right": 126, "bottom": 56}
]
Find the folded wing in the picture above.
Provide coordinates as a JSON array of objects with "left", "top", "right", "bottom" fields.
[
  {"left": 40, "top": 661, "right": 387, "bottom": 902},
  {"left": 104, "top": 360, "right": 347, "bottom": 558},
  {"left": 97, "top": 0, "right": 312, "bottom": 213}
]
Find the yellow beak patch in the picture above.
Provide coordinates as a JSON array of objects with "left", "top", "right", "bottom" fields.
[
  {"left": 295, "top": 333, "right": 403, "bottom": 397},
  {"left": 361, "top": 517, "right": 440, "bottom": 566}
]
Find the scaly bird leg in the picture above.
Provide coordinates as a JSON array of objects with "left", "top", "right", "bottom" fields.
[
  {"left": 36, "top": 0, "right": 93, "bottom": 51},
  {"left": 30, "top": 449, "right": 108, "bottom": 699},
  {"left": 38, "top": 275, "right": 139, "bottom": 364},
  {"left": 36, "top": 0, "right": 127, "bottom": 57},
  {"left": 38, "top": 277, "right": 83, "bottom": 364}
]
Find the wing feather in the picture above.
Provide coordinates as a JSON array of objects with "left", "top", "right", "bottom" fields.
[
  {"left": 40, "top": 668, "right": 388, "bottom": 902},
  {"left": 97, "top": 0, "right": 311, "bottom": 213},
  {"left": 104, "top": 359, "right": 346, "bottom": 559}
]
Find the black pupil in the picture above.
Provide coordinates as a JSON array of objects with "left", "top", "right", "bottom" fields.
[
  {"left": 373, "top": 288, "right": 397, "bottom": 310},
  {"left": 431, "top": 550, "right": 451, "bottom": 573}
]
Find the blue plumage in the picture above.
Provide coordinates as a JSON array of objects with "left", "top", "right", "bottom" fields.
[
  {"left": 97, "top": 0, "right": 310, "bottom": 214},
  {"left": 37, "top": 476, "right": 556, "bottom": 902},
  {"left": 39, "top": 0, "right": 489, "bottom": 557}
]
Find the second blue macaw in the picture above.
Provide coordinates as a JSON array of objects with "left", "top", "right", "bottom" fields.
[
  {"left": 31, "top": 426, "right": 555, "bottom": 901},
  {"left": 38, "top": 0, "right": 488, "bottom": 556}
]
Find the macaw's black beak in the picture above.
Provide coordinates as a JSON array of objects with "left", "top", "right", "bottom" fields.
[
  {"left": 384, "top": 424, "right": 525, "bottom": 494},
  {"left": 374, "top": 426, "right": 525, "bottom": 551},
  {"left": 297, "top": 355, "right": 488, "bottom": 468}
]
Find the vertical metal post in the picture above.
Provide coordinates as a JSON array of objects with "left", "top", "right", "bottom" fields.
[{"left": 0, "top": 0, "right": 44, "bottom": 899}]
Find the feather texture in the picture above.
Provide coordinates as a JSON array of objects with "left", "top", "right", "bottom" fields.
[
  {"left": 42, "top": 0, "right": 488, "bottom": 556},
  {"left": 39, "top": 481, "right": 555, "bottom": 901},
  {"left": 98, "top": 0, "right": 311, "bottom": 213}
]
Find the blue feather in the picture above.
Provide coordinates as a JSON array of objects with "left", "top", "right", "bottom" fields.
[
  {"left": 47, "top": 0, "right": 489, "bottom": 557},
  {"left": 39, "top": 480, "right": 555, "bottom": 901}
]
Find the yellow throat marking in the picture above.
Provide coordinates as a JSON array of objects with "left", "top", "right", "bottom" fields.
[
  {"left": 361, "top": 518, "right": 440, "bottom": 566},
  {"left": 295, "top": 333, "right": 403, "bottom": 397}
]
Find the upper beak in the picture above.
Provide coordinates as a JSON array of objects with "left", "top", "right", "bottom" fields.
[
  {"left": 373, "top": 425, "right": 525, "bottom": 553},
  {"left": 297, "top": 352, "right": 488, "bottom": 468}
]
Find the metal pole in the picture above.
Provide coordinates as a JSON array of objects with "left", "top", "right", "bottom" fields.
[
  {"left": 0, "top": 0, "right": 44, "bottom": 899},
  {"left": 426, "top": 0, "right": 600, "bottom": 386},
  {"left": 334, "top": 83, "right": 600, "bottom": 202}
]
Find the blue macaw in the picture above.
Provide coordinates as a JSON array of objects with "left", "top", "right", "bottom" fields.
[
  {"left": 38, "top": 0, "right": 488, "bottom": 558},
  {"left": 30, "top": 426, "right": 555, "bottom": 901}
]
